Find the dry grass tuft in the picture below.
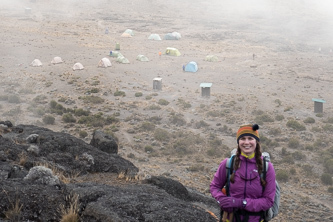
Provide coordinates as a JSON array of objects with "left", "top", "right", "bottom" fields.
[
  {"left": 35, "top": 162, "right": 80, "bottom": 184},
  {"left": 3, "top": 190, "right": 23, "bottom": 221},
  {"left": 60, "top": 193, "right": 79, "bottom": 222}
]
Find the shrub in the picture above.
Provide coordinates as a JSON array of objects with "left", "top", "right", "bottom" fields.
[
  {"left": 50, "top": 100, "right": 57, "bottom": 109},
  {"left": 81, "top": 95, "right": 105, "bottom": 104},
  {"left": 90, "top": 88, "right": 99, "bottom": 93},
  {"left": 292, "top": 151, "right": 306, "bottom": 160},
  {"left": 321, "top": 173, "right": 333, "bottom": 185},
  {"left": 158, "top": 99, "right": 169, "bottom": 106},
  {"left": 177, "top": 98, "right": 191, "bottom": 109},
  {"left": 62, "top": 113, "right": 76, "bottom": 123},
  {"left": 74, "top": 108, "right": 90, "bottom": 116},
  {"left": 322, "top": 124, "right": 333, "bottom": 132},
  {"left": 206, "top": 110, "right": 221, "bottom": 117},
  {"left": 289, "top": 168, "right": 296, "bottom": 174},
  {"left": 328, "top": 187, "right": 333, "bottom": 193},
  {"left": 127, "top": 153, "right": 135, "bottom": 159},
  {"left": 195, "top": 120, "right": 209, "bottom": 129},
  {"left": 145, "top": 95, "right": 152, "bottom": 100},
  {"left": 282, "top": 155, "right": 294, "bottom": 164},
  {"left": 286, "top": 120, "right": 306, "bottom": 131},
  {"left": 8, "top": 95, "right": 20, "bottom": 103},
  {"left": 114, "top": 90, "right": 126, "bottom": 97},
  {"left": 187, "top": 164, "right": 204, "bottom": 172},
  {"left": 154, "top": 128, "right": 170, "bottom": 142},
  {"left": 144, "top": 146, "right": 154, "bottom": 153},
  {"left": 288, "top": 137, "right": 300, "bottom": 149},
  {"left": 303, "top": 117, "right": 315, "bottom": 124},
  {"left": 169, "top": 113, "right": 186, "bottom": 126},
  {"left": 324, "top": 159, "right": 333, "bottom": 174},
  {"left": 43, "top": 115, "right": 55, "bottom": 125},
  {"left": 268, "top": 127, "right": 281, "bottom": 135},
  {"left": 254, "top": 114, "right": 274, "bottom": 125},
  {"left": 135, "top": 92, "right": 143, "bottom": 97},
  {"left": 79, "top": 131, "right": 88, "bottom": 138},
  {"left": 302, "top": 164, "right": 312, "bottom": 176},
  {"left": 148, "top": 104, "right": 161, "bottom": 110},
  {"left": 276, "top": 170, "right": 289, "bottom": 182},
  {"left": 275, "top": 114, "right": 285, "bottom": 121},
  {"left": 33, "top": 95, "right": 48, "bottom": 104},
  {"left": 140, "top": 122, "right": 155, "bottom": 132}
]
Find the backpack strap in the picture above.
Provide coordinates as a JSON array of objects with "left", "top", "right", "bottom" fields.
[{"left": 226, "top": 155, "right": 235, "bottom": 196}]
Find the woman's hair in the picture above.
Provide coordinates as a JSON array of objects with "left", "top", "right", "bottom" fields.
[{"left": 230, "top": 142, "right": 267, "bottom": 187}]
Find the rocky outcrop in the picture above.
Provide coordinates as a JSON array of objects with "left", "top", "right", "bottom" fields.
[{"left": 0, "top": 122, "right": 218, "bottom": 221}]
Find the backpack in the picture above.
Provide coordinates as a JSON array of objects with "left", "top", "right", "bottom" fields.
[{"left": 222, "top": 152, "right": 280, "bottom": 222}]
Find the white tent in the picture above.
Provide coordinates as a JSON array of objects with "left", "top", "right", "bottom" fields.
[
  {"left": 30, "top": 59, "right": 42, "bottom": 67},
  {"left": 137, "top": 55, "right": 149, "bottom": 62},
  {"left": 148, "top": 34, "right": 162, "bottom": 40},
  {"left": 51, "top": 56, "right": 63, "bottom": 64},
  {"left": 116, "top": 55, "right": 130, "bottom": 64},
  {"left": 72, "top": 62, "right": 84, "bottom": 70},
  {"left": 98, "top": 57, "right": 112, "bottom": 68}
]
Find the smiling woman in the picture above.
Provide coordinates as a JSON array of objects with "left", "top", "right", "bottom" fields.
[{"left": 210, "top": 124, "right": 277, "bottom": 222}]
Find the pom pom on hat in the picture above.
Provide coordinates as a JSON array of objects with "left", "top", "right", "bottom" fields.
[
  {"left": 252, "top": 124, "right": 259, "bottom": 131},
  {"left": 237, "top": 124, "right": 260, "bottom": 143}
]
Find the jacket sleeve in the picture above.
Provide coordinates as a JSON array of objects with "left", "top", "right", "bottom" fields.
[
  {"left": 210, "top": 158, "right": 228, "bottom": 204},
  {"left": 245, "top": 162, "right": 276, "bottom": 212}
]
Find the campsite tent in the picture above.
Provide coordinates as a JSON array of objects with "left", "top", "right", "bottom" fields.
[
  {"left": 184, "top": 61, "right": 198, "bottom": 72},
  {"left": 164, "top": 32, "right": 181, "bottom": 40},
  {"left": 121, "top": 33, "right": 132, "bottom": 38},
  {"left": 116, "top": 55, "right": 130, "bottom": 64},
  {"left": 30, "top": 59, "right": 42, "bottom": 67},
  {"left": 51, "top": 56, "right": 63, "bottom": 64},
  {"left": 136, "top": 55, "right": 149, "bottom": 62},
  {"left": 98, "top": 57, "right": 112, "bottom": 68},
  {"left": 109, "top": 51, "right": 123, "bottom": 58},
  {"left": 165, "top": 47, "right": 181, "bottom": 56},
  {"left": 148, "top": 34, "right": 162, "bottom": 40},
  {"left": 72, "top": 62, "right": 84, "bottom": 70},
  {"left": 205, "top": 55, "right": 219, "bottom": 62},
  {"left": 124, "top": 29, "right": 134, "bottom": 36}
]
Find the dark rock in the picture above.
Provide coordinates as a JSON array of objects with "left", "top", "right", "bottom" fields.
[
  {"left": 0, "top": 123, "right": 218, "bottom": 221},
  {"left": 90, "top": 130, "right": 118, "bottom": 154}
]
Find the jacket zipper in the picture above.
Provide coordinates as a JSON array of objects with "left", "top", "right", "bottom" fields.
[{"left": 244, "top": 158, "right": 247, "bottom": 199}]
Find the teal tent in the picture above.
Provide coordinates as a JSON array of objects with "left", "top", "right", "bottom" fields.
[{"left": 184, "top": 61, "right": 198, "bottom": 72}]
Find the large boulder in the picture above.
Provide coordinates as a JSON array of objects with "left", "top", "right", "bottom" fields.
[{"left": 90, "top": 130, "right": 118, "bottom": 154}]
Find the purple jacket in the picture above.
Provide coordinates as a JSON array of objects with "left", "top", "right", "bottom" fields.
[{"left": 210, "top": 155, "right": 276, "bottom": 222}]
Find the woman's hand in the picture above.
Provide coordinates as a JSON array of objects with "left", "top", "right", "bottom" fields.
[{"left": 220, "top": 197, "right": 243, "bottom": 208}]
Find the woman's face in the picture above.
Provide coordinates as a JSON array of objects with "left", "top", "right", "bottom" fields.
[{"left": 239, "top": 136, "right": 257, "bottom": 156}]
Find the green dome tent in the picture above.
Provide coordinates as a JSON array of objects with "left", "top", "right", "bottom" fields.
[
  {"left": 165, "top": 47, "right": 181, "bottom": 56},
  {"left": 116, "top": 55, "right": 130, "bottom": 64},
  {"left": 205, "top": 55, "right": 219, "bottom": 62},
  {"left": 137, "top": 55, "right": 149, "bottom": 62}
]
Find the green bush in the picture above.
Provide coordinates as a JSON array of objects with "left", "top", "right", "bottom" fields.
[
  {"left": 322, "top": 124, "right": 333, "bottom": 132},
  {"left": 135, "top": 92, "right": 143, "bottom": 97},
  {"left": 148, "top": 104, "right": 161, "bottom": 110},
  {"left": 145, "top": 145, "right": 154, "bottom": 153},
  {"left": 328, "top": 187, "right": 333, "bottom": 193},
  {"left": 8, "top": 95, "right": 20, "bottom": 103},
  {"left": 282, "top": 155, "right": 294, "bottom": 164},
  {"left": 288, "top": 137, "right": 300, "bottom": 149},
  {"left": 140, "top": 122, "right": 155, "bottom": 132},
  {"left": 254, "top": 114, "right": 274, "bottom": 125},
  {"left": 303, "top": 117, "right": 315, "bottom": 124},
  {"left": 114, "top": 90, "right": 126, "bottom": 97},
  {"left": 81, "top": 95, "right": 105, "bottom": 104},
  {"left": 324, "top": 159, "right": 333, "bottom": 174},
  {"left": 286, "top": 120, "right": 306, "bottom": 131},
  {"left": 42, "top": 115, "right": 55, "bottom": 124},
  {"left": 50, "top": 100, "right": 57, "bottom": 109},
  {"left": 276, "top": 170, "right": 289, "bottom": 182},
  {"left": 158, "top": 99, "right": 169, "bottom": 106},
  {"left": 292, "top": 151, "right": 306, "bottom": 160},
  {"left": 302, "top": 164, "right": 312, "bottom": 176},
  {"left": 74, "top": 108, "right": 90, "bottom": 116},
  {"left": 154, "top": 128, "right": 170, "bottom": 142},
  {"left": 177, "top": 98, "right": 191, "bottom": 109},
  {"left": 62, "top": 113, "right": 76, "bottom": 123},
  {"left": 195, "top": 120, "right": 209, "bottom": 129},
  {"left": 275, "top": 114, "right": 285, "bottom": 121},
  {"left": 79, "top": 130, "right": 88, "bottom": 138},
  {"left": 321, "top": 173, "right": 333, "bottom": 185},
  {"left": 145, "top": 95, "right": 152, "bottom": 100},
  {"left": 169, "top": 113, "right": 186, "bottom": 126}
]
